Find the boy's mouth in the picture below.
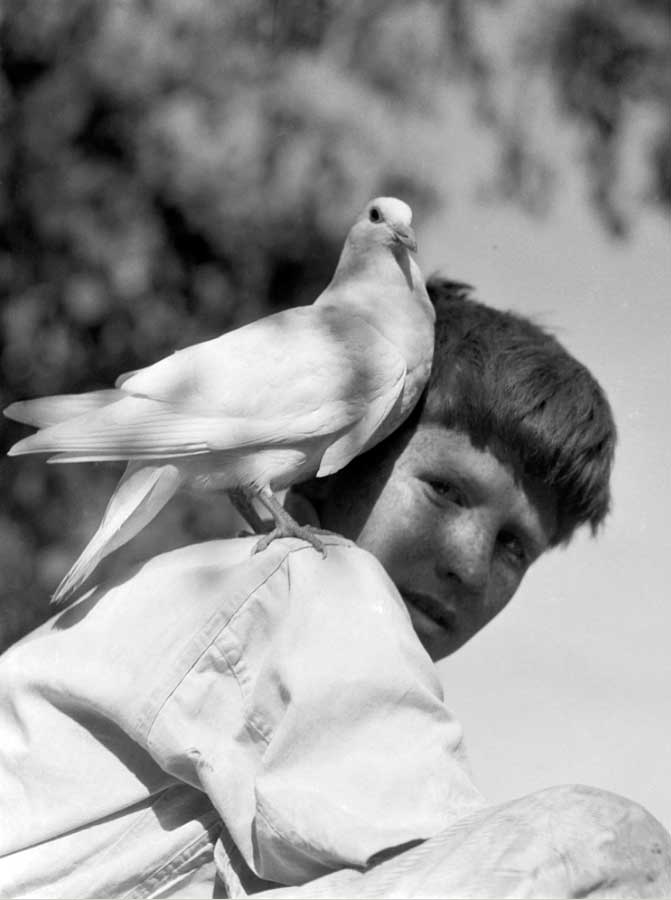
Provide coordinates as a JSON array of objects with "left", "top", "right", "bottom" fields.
[{"left": 402, "top": 590, "right": 457, "bottom": 634}]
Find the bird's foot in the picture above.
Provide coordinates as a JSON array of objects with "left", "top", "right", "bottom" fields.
[
  {"left": 253, "top": 522, "right": 332, "bottom": 557},
  {"left": 248, "top": 485, "right": 339, "bottom": 556},
  {"left": 229, "top": 488, "right": 273, "bottom": 534}
]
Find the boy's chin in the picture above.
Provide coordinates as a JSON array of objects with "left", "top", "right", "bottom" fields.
[{"left": 401, "top": 593, "right": 462, "bottom": 660}]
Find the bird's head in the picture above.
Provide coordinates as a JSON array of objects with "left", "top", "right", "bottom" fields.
[{"left": 349, "top": 197, "right": 417, "bottom": 254}]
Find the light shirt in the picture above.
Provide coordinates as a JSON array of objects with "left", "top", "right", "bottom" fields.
[{"left": 0, "top": 536, "right": 484, "bottom": 898}]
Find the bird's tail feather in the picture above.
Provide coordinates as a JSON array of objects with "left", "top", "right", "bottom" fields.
[
  {"left": 51, "top": 461, "right": 185, "bottom": 607},
  {"left": 4, "top": 390, "right": 123, "bottom": 428},
  {"left": 6, "top": 394, "right": 220, "bottom": 459}
]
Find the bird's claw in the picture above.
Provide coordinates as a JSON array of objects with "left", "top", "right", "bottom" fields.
[{"left": 253, "top": 523, "right": 331, "bottom": 557}]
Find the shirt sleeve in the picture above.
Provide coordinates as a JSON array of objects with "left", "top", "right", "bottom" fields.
[{"left": 144, "top": 538, "right": 485, "bottom": 886}]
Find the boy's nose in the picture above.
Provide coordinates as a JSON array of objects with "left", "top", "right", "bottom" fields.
[{"left": 436, "top": 512, "right": 494, "bottom": 595}]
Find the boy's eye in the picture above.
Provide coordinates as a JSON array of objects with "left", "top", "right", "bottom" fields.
[
  {"left": 498, "top": 531, "right": 527, "bottom": 565},
  {"left": 428, "top": 480, "right": 463, "bottom": 505}
]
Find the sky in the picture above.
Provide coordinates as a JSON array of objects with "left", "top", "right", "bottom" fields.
[{"left": 418, "top": 120, "right": 671, "bottom": 829}]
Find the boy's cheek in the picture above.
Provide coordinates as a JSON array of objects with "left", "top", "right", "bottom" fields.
[{"left": 349, "top": 475, "right": 438, "bottom": 589}]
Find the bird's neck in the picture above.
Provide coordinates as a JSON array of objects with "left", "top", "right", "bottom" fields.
[
  {"left": 329, "top": 240, "right": 414, "bottom": 292},
  {"left": 316, "top": 246, "right": 435, "bottom": 370}
]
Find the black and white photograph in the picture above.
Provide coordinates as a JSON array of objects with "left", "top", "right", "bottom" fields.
[{"left": 0, "top": 1, "right": 669, "bottom": 897}]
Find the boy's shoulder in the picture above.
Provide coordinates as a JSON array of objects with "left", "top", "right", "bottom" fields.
[
  {"left": 7, "top": 534, "right": 401, "bottom": 670},
  {"left": 0, "top": 535, "right": 414, "bottom": 749},
  {"left": 126, "top": 533, "right": 390, "bottom": 613}
]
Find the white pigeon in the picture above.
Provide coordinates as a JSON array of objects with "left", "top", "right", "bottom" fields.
[{"left": 5, "top": 197, "right": 435, "bottom": 605}]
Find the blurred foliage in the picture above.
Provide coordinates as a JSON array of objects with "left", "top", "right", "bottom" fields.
[
  {"left": 0, "top": 0, "right": 669, "bottom": 650},
  {"left": 544, "top": 0, "right": 670, "bottom": 233}
]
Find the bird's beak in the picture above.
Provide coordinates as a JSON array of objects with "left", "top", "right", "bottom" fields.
[{"left": 393, "top": 224, "right": 417, "bottom": 252}]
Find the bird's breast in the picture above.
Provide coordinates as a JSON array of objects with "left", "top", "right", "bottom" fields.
[{"left": 185, "top": 445, "right": 320, "bottom": 494}]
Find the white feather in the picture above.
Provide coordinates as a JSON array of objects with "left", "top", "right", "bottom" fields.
[
  {"left": 6, "top": 196, "right": 436, "bottom": 605},
  {"left": 4, "top": 390, "right": 122, "bottom": 428},
  {"left": 51, "top": 462, "right": 184, "bottom": 606}
]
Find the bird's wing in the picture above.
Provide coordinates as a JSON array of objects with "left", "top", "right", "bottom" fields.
[
  {"left": 114, "top": 306, "right": 399, "bottom": 415},
  {"left": 51, "top": 461, "right": 184, "bottom": 605},
  {"left": 118, "top": 304, "right": 409, "bottom": 449},
  {"left": 9, "top": 307, "right": 407, "bottom": 466},
  {"left": 8, "top": 396, "right": 228, "bottom": 459},
  {"left": 315, "top": 355, "right": 405, "bottom": 476},
  {"left": 4, "top": 390, "right": 123, "bottom": 428}
]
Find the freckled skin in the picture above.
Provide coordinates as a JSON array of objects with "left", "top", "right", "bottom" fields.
[
  {"left": 307, "top": 424, "right": 558, "bottom": 660},
  {"left": 289, "top": 427, "right": 671, "bottom": 896}
]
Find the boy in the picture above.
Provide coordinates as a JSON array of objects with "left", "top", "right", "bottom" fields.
[{"left": 0, "top": 279, "right": 668, "bottom": 898}]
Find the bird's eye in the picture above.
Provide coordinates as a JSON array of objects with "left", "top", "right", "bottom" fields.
[{"left": 369, "top": 207, "right": 382, "bottom": 223}]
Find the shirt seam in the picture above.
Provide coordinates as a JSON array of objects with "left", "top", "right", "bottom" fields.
[
  {"left": 143, "top": 541, "right": 337, "bottom": 741},
  {"left": 120, "top": 810, "right": 221, "bottom": 898}
]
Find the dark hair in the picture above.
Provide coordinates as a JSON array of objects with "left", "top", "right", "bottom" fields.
[{"left": 420, "top": 276, "right": 617, "bottom": 544}]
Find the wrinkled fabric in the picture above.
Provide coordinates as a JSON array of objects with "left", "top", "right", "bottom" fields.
[
  {"left": 255, "top": 785, "right": 671, "bottom": 899},
  {"left": 0, "top": 536, "right": 484, "bottom": 898}
]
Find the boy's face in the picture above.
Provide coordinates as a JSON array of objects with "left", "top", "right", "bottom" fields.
[{"left": 315, "top": 424, "right": 558, "bottom": 660}]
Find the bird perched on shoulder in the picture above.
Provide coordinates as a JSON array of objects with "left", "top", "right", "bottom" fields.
[{"left": 5, "top": 197, "right": 435, "bottom": 606}]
